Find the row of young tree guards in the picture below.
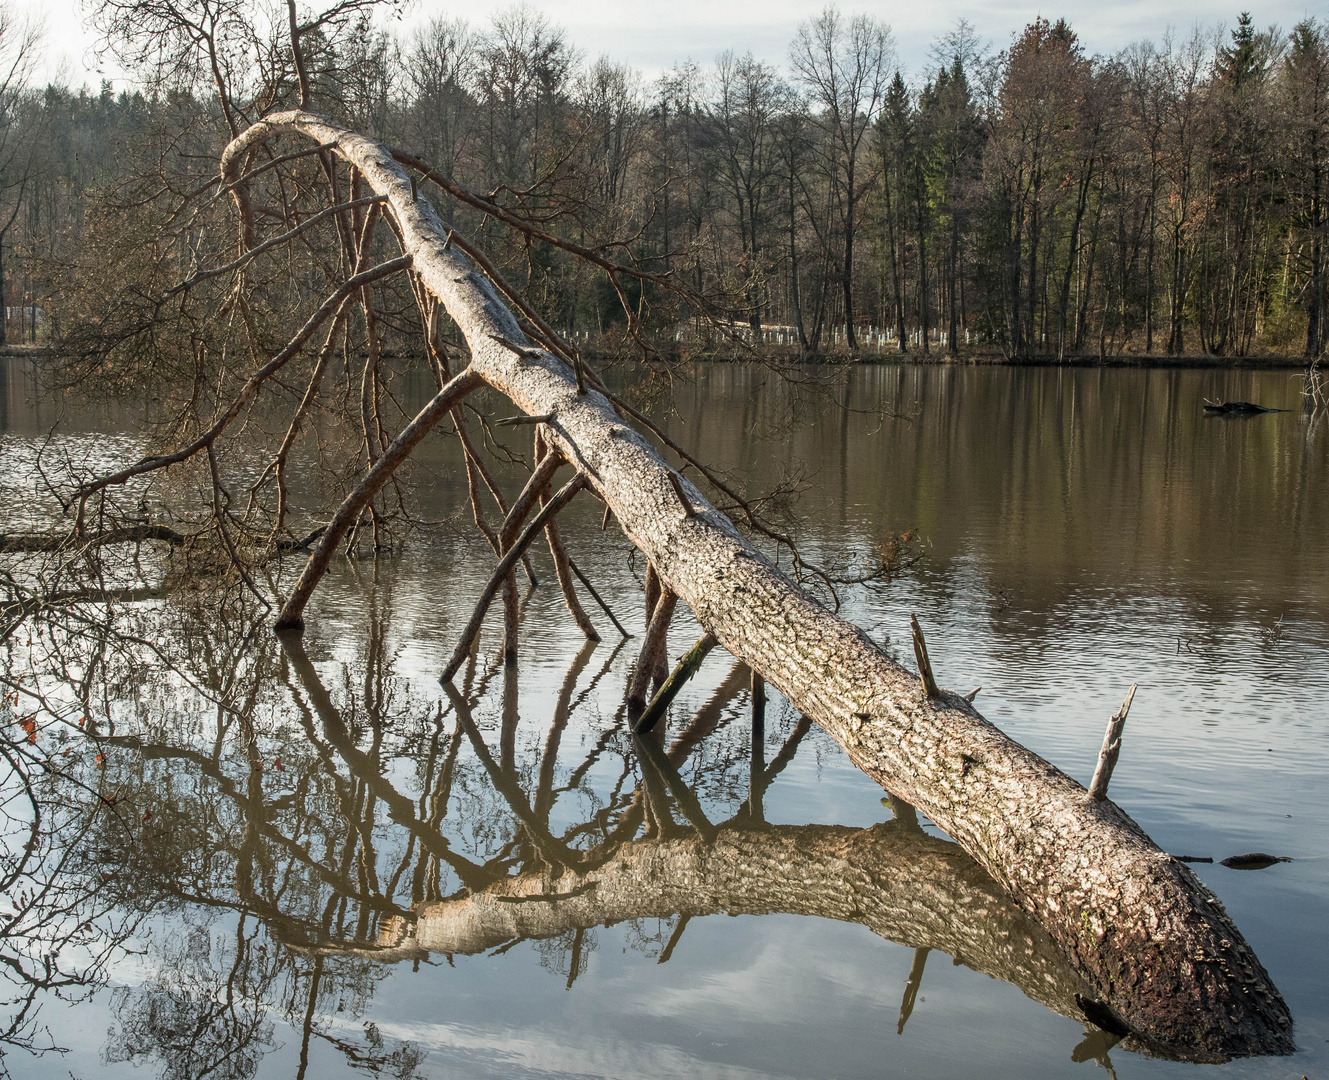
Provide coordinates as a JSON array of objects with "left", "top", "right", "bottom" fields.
[{"left": 5, "top": 3, "right": 1329, "bottom": 360}]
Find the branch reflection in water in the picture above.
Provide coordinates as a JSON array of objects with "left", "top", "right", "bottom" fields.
[{"left": 4, "top": 581, "right": 1153, "bottom": 1078}]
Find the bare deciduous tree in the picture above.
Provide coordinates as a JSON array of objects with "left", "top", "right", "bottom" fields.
[{"left": 790, "top": 5, "right": 892, "bottom": 350}]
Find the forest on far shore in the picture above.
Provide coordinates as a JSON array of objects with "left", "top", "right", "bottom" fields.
[{"left": 1, "top": 4, "right": 1327, "bottom": 363}]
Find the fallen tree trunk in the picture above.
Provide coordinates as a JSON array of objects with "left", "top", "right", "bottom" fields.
[{"left": 224, "top": 111, "right": 1293, "bottom": 1061}]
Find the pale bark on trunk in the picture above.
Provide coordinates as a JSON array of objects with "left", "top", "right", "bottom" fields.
[{"left": 227, "top": 111, "right": 1292, "bottom": 1061}]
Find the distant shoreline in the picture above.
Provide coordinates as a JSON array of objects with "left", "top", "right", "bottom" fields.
[
  {"left": 2, "top": 342, "right": 1313, "bottom": 372},
  {"left": 667, "top": 348, "right": 1316, "bottom": 370}
]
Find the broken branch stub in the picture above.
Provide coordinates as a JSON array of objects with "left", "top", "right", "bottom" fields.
[
  {"left": 910, "top": 614, "right": 942, "bottom": 698},
  {"left": 1088, "top": 684, "right": 1137, "bottom": 802},
  {"left": 230, "top": 111, "right": 1292, "bottom": 1060}
]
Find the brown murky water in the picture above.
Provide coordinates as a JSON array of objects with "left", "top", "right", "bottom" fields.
[{"left": 1, "top": 358, "right": 1326, "bottom": 1079}]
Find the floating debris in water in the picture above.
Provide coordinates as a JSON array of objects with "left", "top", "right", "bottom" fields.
[
  {"left": 1220, "top": 853, "right": 1292, "bottom": 870},
  {"left": 1202, "top": 400, "right": 1284, "bottom": 415}
]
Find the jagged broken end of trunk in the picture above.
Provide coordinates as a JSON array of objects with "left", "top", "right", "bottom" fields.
[{"left": 1067, "top": 820, "right": 1295, "bottom": 1063}]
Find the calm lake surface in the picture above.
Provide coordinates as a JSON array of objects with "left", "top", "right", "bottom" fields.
[{"left": 1, "top": 360, "right": 1326, "bottom": 1079}]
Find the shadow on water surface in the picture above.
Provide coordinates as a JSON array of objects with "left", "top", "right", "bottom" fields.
[{"left": 0, "top": 576, "right": 1289, "bottom": 1080}]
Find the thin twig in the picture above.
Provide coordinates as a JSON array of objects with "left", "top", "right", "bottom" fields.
[
  {"left": 496, "top": 413, "right": 554, "bottom": 427},
  {"left": 567, "top": 559, "right": 631, "bottom": 639}
]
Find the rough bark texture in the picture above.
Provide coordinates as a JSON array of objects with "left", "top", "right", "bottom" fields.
[{"left": 227, "top": 111, "right": 1293, "bottom": 1061}]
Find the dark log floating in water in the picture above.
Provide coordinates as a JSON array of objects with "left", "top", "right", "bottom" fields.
[
  {"left": 233, "top": 112, "right": 1294, "bottom": 1062},
  {"left": 1221, "top": 853, "right": 1293, "bottom": 870},
  {"left": 0, "top": 524, "right": 326, "bottom": 554},
  {"left": 1203, "top": 400, "right": 1284, "bottom": 414}
]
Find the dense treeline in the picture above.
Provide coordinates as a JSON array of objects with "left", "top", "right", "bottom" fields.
[{"left": 6, "top": 4, "right": 1329, "bottom": 359}]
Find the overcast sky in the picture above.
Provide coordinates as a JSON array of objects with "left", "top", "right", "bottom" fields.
[{"left": 30, "top": 0, "right": 1329, "bottom": 91}]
